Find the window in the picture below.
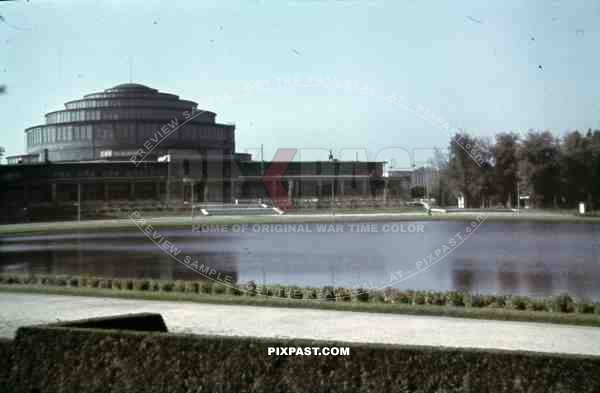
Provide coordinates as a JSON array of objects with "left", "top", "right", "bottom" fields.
[{"left": 129, "top": 124, "right": 136, "bottom": 142}]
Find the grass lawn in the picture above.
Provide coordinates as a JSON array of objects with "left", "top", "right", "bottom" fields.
[{"left": 1, "top": 210, "right": 600, "bottom": 236}]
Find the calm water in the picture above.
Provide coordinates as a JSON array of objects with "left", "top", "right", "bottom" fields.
[{"left": 1, "top": 221, "right": 600, "bottom": 299}]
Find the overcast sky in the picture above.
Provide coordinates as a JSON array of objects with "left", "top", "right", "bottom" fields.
[{"left": 1, "top": 0, "right": 599, "bottom": 167}]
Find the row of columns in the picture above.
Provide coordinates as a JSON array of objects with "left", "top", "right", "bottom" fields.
[
  {"left": 26, "top": 177, "right": 396, "bottom": 208},
  {"left": 228, "top": 178, "right": 375, "bottom": 203},
  {"left": 46, "top": 181, "right": 170, "bottom": 203},
  {"left": 21, "top": 180, "right": 225, "bottom": 214},
  {"left": 287, "top": 179, "right": 369, "bottom": 199}
]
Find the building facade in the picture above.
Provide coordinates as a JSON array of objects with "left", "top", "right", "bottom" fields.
[
  {"left": 1, "top": 83, "right": 404, "bottom": 223},
  {"left": 21, "top": 83, "right": 235, "bottom": 162}
]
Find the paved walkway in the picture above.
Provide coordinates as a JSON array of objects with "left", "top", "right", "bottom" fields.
[{"left": 1, "top": 293, "right": 600, "bottom": 356}]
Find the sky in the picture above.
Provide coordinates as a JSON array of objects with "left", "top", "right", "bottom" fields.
[{"left": 1, "top": 0, "right": 599, "bottom": 168}]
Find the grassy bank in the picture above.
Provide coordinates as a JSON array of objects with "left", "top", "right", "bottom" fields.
[
  {"left": 1, "top": 211, "right": 600, "bottom": 236},
  {"left": 2, "top": 273, "right": 600, "bottom": 327}
]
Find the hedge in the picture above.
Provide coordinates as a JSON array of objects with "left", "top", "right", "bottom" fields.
[
  {"left": 6, "top": 316, "right": 600, "bottom": 393},
  {"left": 0, "top": 338, "right": 13, "bottom": 392},
  {"left": 1, "top": 273, "right": 598, "bottom": 315}
]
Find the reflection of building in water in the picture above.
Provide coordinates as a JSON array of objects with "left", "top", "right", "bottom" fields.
[
  {"left": 495, "top": 259, "right": 521, "bottom": 294},
  {"left": 520, "top": 259, "right": 553, "bottom": 297},
  {"left": 451, "top": 258, "right": 516, "bottom": 295},
  {"left": 555, "top": 258, "right": 596, "bottom": 299},
  {"left": 451, "top": 258, "right": 488, "bottom": 293},
  {"left": 451, "top": 268, "right": 474, "bottom": 293},
  {"left": 171, "top": 253, "right": 239, "bottom": 283},
  {"left": 0, "top": 233, "right": 240, "bottom": 282}
]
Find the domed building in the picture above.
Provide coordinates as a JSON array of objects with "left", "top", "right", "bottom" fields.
[
  {"left": 1, "top": 83, "right": 388, "bottom": 223},
  {"left": 23, "top": 83, "right": 236, "bottom": 162}
]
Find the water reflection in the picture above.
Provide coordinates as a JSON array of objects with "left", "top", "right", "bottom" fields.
[
  {"left": 0, "top": 231, "right": 239, "bottom": 282},
  {"left": 1, "top": 221, "right": 599, "bottom": 299}
]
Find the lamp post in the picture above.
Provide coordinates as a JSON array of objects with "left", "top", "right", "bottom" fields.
[
  {"left": 331, "top": 180, "right": 335, "bottom": 216},
  {"left": 191, "top": 180, "right": 194, "bottom": 222},
  {"left": 329, "top": 148, "right": 335, "bottom": 216},
  {"left": 517, "top": 180, "right": 520, "bottom": 216},
  {"left": 166, "top": 155, "right": 171, "bottom": 210},
  {"left": 516, "top": 165, "right": 520, "bottom": 216},
  {"left": 77, "top": 183, "right": 81, "bottom": 222}
]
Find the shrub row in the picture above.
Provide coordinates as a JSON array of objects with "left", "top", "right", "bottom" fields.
[
  {"left": 0, "top": 274, "right": 266, "bottom": 298},
  {"left": 7, "top": 322, "right": 600, "bottom": 393},
  {"left": 1, "top": 273, "right": 599, "bottom": 314},
  {"left": 382, "top": 288, "right": 599, "bottom": 314},
  {"left": 0, "top": 339, "right": 13, "bottom": 392}
]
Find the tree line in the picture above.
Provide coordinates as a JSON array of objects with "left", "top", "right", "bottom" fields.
[{"left": 425, "top": 129, "right": 600, "bottom": 210}]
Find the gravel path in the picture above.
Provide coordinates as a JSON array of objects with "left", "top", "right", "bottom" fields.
[{"left": 1, "top": 293, "right": 600, "bottom": 355}]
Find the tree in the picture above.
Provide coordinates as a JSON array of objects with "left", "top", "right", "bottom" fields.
[
  {"left": 559, "top": 130, "right": 591, "bottom": 207},
  {"left": 428, "top": 147, "right": 451, "bottom": 206},
  {"left": 519, "top": 130, "right": 561, "bottom": 208},
  {"left": 494, "top": 133, "right": 519, "bottom": 207},
  {"left": 586, "top": 130, "right": 600, "bottom": 209},
  {"left": 447, "top": 132, "right": 493, "bottom": 207},
  {"left": 435, "top": 128, "right": 600, "bottom": 211}
]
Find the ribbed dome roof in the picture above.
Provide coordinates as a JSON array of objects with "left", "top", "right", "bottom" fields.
[
  {"left": 104, "top": 83, "right": 159, "bottom": 94},
  {"left": 112, "top": 83, "right": 152, "bottom": 89},
  {"left": 42, "top": 83, "right": 215, "bottom": 126}
]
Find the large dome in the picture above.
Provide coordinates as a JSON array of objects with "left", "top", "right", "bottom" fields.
[
  {"left": 25, "top": 83, "right": 235, "bottom": 162},
  {"left": 108, "top": 83, "right": 156, "bottom": 91}
]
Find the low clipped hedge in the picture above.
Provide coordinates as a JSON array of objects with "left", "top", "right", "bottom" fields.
[
  {"left": 1, "top": 273, "right": 599, "bottom": 316},
  {"left": 0, "top": 338, "right": 13, "bottom": 392},
  {"left": 6, "top": 317, "right": 600, "bottom": 393}
]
